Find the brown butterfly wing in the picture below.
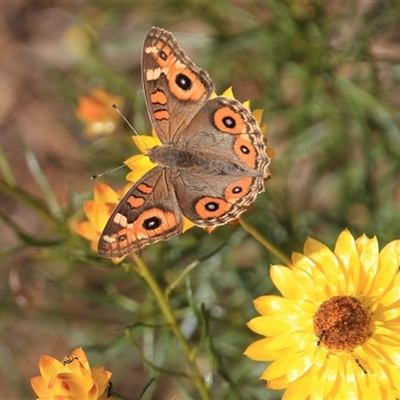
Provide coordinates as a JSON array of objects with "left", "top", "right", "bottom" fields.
[
  {"left": 98, "top": 168, "right": 183, "bottom": 258},
  {"left": 172, "top": 97, "right": 270, "bottom": 226},
  {"left": 142, "top": 27, "right": 215, "bottom": 143}
]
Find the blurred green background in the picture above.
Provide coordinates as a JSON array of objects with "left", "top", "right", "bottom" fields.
[{"left": 1, "top": 1, "right": 400, "bottom": 399}]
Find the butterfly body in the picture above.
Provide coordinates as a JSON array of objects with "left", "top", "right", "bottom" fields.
[{"left": 98, "top": 27, "right": 271, "bottom": 258}]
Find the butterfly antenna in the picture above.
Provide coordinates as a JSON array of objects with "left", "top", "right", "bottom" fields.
[
  {"left": 112, "top": 103, "right": 151, "bottom": 151},
  {"left": 111, "top": 103, "right": 140, "bottom": 136},
  {"left": 91, "top": 164, "right": 127, "bottom": 179}
]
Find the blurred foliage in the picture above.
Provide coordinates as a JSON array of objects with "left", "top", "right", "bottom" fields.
[{"left": 1, "top": 1, "right": 400, "bottom": 399}]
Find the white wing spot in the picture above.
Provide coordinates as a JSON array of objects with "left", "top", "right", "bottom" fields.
[
  {"left": 146, "top": 68, "right": 167, "bottom": 81},
  {"left": 145, "top": 46, "right": 158, "bottom": 54},
  {"left": 114, "top": 213, "right": 127, "bottom": 227},
  {"left": 103, "top": 235, "right": 116, "bottom": 243}
]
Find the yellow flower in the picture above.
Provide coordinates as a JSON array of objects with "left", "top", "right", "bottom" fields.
[
  {"left": 76, "top": 182, "right": 130, "bottom": 262},
  {"left": 245, "top": 229, "right": 400, "bottom": 399},
  {"left": 124, "top": 87, "right": 272, "bottom": 232},
  {"left": 30, "top": 347, "right": 113, "bottom": 400},
  {"left": 76, "top": 88, "right": 124, "bottom": 136}
]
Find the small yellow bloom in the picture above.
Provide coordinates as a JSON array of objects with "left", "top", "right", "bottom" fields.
[
  {"left": 76, "top": 88, "right": 124, "bottom": 136},
  {"left": 31, "top": 347, "right": 113, "bottom": 400},
  {"left": 76, "top": 182, "right": 131, "bottom": 261},
  {"left": 245, "top": 229, "right": 400, "bottom": 399}
]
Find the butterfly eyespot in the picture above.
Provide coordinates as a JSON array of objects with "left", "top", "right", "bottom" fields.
[
  {"left": 232, "top": 186, "right": 242, "bottom": 194},
  {"left": 175, "top": 73, "right": 192, "bottom": 91},
  {"left": 159, "top": 50, "right": 168, "bottom": 60},
  {"left": 222, "top": 116, "right": 236, "bottom": 128},
  {"left": 205, "top": 201, "right": 219, "bottom": 212},
  {"left": 240, "top": 145, "right": 250, "bottom": 154},
  {"left": 143, "top": 216, "right": 162, "bottom": 230},
  {"left": 118, "top": 234, "right": 127, "bottom": 242}
]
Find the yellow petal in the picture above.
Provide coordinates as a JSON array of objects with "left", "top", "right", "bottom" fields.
[
  {"left": 283, "top": 367, "right": 316, "bottom": 400},
  {"left": 284, "top": 348, "right": 314, "bottom": 385},
  {"left": 369, "top": 240, "right": 400, "bottom": 297},
  {"left": 266, "top": 147, "right": 275, "bottom": 158},
  {"left": 264, "top": 372, "right": 286, "bottom": 389},
  {"left": 39, "top": 355, "right": 63, "bottom": 383},
  {"left": 125, "top": 154, "right": 156, "bottom": 170},
  {"left": 291, "top": 267, "right": 327, "bottom": 303},
  {"left": 30, "top": 375, "right": 48, "bottom": 397},
  {"left": 49, "top": 373, "right": 90, "bottom": 399},
  {"left": 265, "top": 332, "right": 313, "bottom": 354},
  {"left": 356, "top": 233, "right": 379, "bottom": 275},
  {"left": 125, "top": 155, "right": 157, "bottom": 183},
  {"left": 182, "top": 216, "right": 195, "bottom": 232},
  {"left": 253, "top": 295, "right": 293, "bottom": 315},
  {"left": 76, "top": 221, "right": 98, "bottom": 242},
  {"left": 83, "top": 201, "right": 111, "bottom": 233},
  {"left": 221, "top": 87, "right": 234, "bottom": 98},
  {"left": 93, "top": 183, "right": 119, "bottom": 204},
  {"left": 321, "top": 355, "right": 340, "bottom": 398},
  {"left": 263, "top": 352, "right": 304, "bottom": 380},
  {"left": 334, "top": 229, "right": 356, "bottom": 261},
  {"left": 252, "top": 109, "right": 264, "bottom": 124},
  {"left": 71, "top": 348, "right": 90, "bottom": 371},
  {"left": 131, "top": 134, "right": 161, "bottom": 155},
  {"left": 242, "top": 100, "right": 250, "bottom": 109},
  {"left": 244, "top": 337, "right": 281, "bottom": 361},
  {"left": 91, "top": 366, "right": 112, "bottom": 396},
  {"left": 375, "top": 283, "right": 400, "bottom": 311},
  {"left": 305, "top": 237, "right": 341, "bottom": 294},
  {"left": 270, "top": 265, "right": 300, "bottom": 299}
]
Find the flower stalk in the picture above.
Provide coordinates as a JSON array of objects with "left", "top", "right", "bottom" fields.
[
  {"left": 239, "top": 216, "right": 289, "bottom": 264},
  {"left": 132, "top": 254, "right": 211, "bottom": 400}
]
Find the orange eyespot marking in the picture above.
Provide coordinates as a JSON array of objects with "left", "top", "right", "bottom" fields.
[
  {"left": 225, "top": 177, "right": 253, "bottom": 201},
  {"left": 150, "top": 90, "right": 167, "bottom": 105},
  {"left": 137, "top": 183, "right": 153, "bottom": 194},
  {"left": 169, "top": 69, "right": 206, "bottom": 101},
  {"left": 105, "top": 208, "right": 179, "bottom": 251},
  {"left": 152, "top": 43, "right": 177, "bottom": 69},
  {"left": 106, "top": 229, "right": 135, "bottom": 251},
  {"left": 195, "top": 197, "right": 231, "bottom": 218},
  {"left": 155, "top": 43, "right": 172, "bottom": 60},
  {"left": 154, "top": 110, "right": 169, "bottom": 121},
  {"left": 233, "top": 137, "right": 256, "bottom": 169},
  {"left": 135, "top": 208, "right": 178, "bottom": 238},
  {"left": 126, "top": 195, "right": 145, "bottom": 209},
  {"left": 214, "top": 107, "right": 246, "bottom": 134}
]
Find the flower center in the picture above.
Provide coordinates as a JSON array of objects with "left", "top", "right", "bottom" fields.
[{"left": 313, "top": 296, "right": 370, "bottom": 351}]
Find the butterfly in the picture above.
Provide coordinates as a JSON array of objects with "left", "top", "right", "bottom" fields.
[{"left": 98, "top": 27, "right": 271, "bottom": 258}]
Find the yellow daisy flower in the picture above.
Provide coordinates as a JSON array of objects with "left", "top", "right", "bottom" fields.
[
  {"left": 76, "top": 88, "right": 124, "bottom": 136},
  {"left": 30, "top": 347, "right": 113, "bottom": 400},
  {"left": 245, "top": 229, "right": 400, "bottom": 399}
]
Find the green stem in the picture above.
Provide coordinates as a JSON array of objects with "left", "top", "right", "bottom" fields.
[
  {"left": 132, "top": 254, "right": 211, "bottom": 400},
  {"left": 239, "top": 216, "right": 290, "bottom": 264}
]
